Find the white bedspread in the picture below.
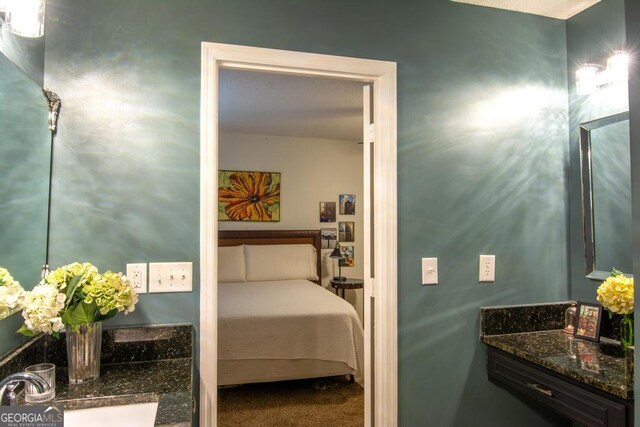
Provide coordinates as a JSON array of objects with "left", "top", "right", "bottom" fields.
[{"left": 218, "top": 279, "right": 364, "bottom": 383}]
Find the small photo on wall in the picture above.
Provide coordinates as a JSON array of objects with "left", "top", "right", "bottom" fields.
[
  {"left": 339, "top": 194, "right": 356, "bottom": 215},
  {"left": 320, "top": 202, "right": 336, "bottom": 223},
  {"left": 339, "top": 221, "right": 355, "bottom": 242},
  {"left": 339, "top": 246, "right": 354, "bottom": 267},
  {"left": 321, "top": 228, "right": 337, "bottom": 249}
]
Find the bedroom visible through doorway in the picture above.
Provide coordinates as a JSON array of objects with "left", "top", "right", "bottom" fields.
[
  {"left": 200, "top": 43, "right": 397, "bottom": 427},
  {"left": 216, "top": 69, "right": 366, "bottom": 426}
]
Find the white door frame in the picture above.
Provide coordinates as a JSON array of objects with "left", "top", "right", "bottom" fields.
[{"left": 200, "top": 42, "right": 397, "bottom": 427}]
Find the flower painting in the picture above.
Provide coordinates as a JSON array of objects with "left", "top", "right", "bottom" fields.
[{"left": 218, "top": 171, "right": 281, "bottom": 222}]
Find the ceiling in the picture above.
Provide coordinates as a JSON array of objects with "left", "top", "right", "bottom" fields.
[
  {"left": 451, "top": 0, "right": 600, "bottom": 19},
  {"left": 219, "top": 69, "right": 364, "bottom": 142}
]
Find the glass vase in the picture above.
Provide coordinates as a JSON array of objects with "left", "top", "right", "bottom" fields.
[
  {"left": 620, "top": 314, "right": 634, "bottom": 352},
  {"left": 66, "top": 321, "right": 102, "bottom": 384}
]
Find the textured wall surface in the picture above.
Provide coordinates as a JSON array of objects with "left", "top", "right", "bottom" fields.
[
  {"left": 32, "top": 0, "right": 573, "bottom": 425},
  {"left": 624, "top": 0, "right": 640, "bottom": 425},
  {"left": 567, "top": 0, "right": 629, "bottom": 302}
]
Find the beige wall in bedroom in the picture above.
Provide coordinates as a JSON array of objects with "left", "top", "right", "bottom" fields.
[{"left": 219, "top": 132, "right": 365, "bottom": 320}]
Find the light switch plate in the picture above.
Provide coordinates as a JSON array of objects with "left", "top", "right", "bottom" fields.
[
  {"left": 479, "top": 255, "right": 495, "bottom": 282},
  {"left": 149, "top": 262, "right": 193, "bottom": 293},
  {"left": 422, "top": 257, "right": 438, "bottom": 285}
]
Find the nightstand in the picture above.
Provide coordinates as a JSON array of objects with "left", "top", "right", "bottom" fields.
[{"left": 330, "top": 278, "right": 364, "bottom": 299}]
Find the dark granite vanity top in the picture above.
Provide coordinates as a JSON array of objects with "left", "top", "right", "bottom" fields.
[
  {"left": 0, "top": 324, "right": 194, "bottom": 427},
  {"left": 480, "top": 303, "right": 633, "bottom": 400}
]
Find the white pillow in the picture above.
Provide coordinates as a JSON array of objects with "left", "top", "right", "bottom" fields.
[
  {"left": 244, "top": 244, "right": 319, "bottom": 282},
  {"left": 218, "top": 245, "right": 246, "bottom": 283}
]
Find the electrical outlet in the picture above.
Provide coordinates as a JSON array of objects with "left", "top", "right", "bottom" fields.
[
  {"left": 149, "top": 262, "right": 193, "bottom": 293},
  {"left": 421, "top": 257, "right": 438, "bottom": 285},
  {"left": 126, "top": 263, "right": 147, "bottom": 293},
  {"left": 479, "top": 255, "right": 495, "bottom": 282}
]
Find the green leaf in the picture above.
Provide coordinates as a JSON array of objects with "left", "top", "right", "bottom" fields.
[
  {"left": 65, "top": 275, "right": 83, "bottom": 308},
  {"left": 95, "top": 309, "right": 117, "bottom": 322},
  {"left": 62, "top": 301, "right": 98, "bottom": 326},
  {"left": 16, "top": 324, "right": 39, "bottom": 337}
]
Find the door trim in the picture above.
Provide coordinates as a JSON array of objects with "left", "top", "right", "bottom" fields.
[{"left": 200, "top": 42, "right": 397, "bottom": 426}]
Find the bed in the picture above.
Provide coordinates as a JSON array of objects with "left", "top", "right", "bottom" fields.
[{"left": 218, "top": 230, "right": 364, "bottom": 386}]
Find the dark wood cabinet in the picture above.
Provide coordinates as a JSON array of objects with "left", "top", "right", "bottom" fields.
[{"left": 487, "top": 347, "right": 633, "bottom": 427}]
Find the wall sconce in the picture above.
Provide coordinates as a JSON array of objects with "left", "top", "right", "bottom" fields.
[
  {"left": 576, "top": 51, "right": 629, "bottom": 95},
  {"left": 0, "top": 0, "right": 45, "bottom": 38}
]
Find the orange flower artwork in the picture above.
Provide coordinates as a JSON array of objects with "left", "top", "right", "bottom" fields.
[{"left": 218, "top": 171, "right": 281, "bottom": 222}]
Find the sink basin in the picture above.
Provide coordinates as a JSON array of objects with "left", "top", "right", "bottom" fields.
[{"left": 64, "top": 401, "right": 158, "bottom": 427}]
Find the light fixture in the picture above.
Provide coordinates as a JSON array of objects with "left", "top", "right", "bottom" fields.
[
  {"left": 329, "top": 242, "right": 347, "bottom": 282},
  {"left": 576, "top": 64, "right": 600, "bottom": 95},
  {"left": 576, "top": 50, "right": 629, "bottom": 95},
  {"left": 607, "top": 50, "right": 629, "bottom": 83},
  {"left": 1, "top": 0, "right": 45, "bottom": 38}
]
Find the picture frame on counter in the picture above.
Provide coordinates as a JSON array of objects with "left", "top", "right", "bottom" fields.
[{"left": 574, "top": 302, "right": 602, "bottom": 342}]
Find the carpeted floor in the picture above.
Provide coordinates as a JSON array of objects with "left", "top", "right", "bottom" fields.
[{"left": 218, "top": 376, "right": 364, "bottom": 427}]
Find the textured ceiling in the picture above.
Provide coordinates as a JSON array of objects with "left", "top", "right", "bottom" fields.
[
  {"left": 451, "top": 0, "right": 600, "bottom": 19},
  {"left": 219, "top": 69, "right": 364, "bottom": 142}
]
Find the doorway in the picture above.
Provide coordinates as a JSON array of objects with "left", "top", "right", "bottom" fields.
[{"left": 200, "top": 43, "right": 397, "bottom": 427}]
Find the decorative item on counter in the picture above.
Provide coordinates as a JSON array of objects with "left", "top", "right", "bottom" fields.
[
  {"left": 0, "top": 267, "right": 25, "bottom": 320},
  {"left": 16, "top": 262, "right": 138, "bottom": 384},
  {"left": 574, "top": 302, "right": 603, "bottom": 342},
  {"left": 597, "top": 269, "right": 634, "bottom": 352},
  {"left": 563, "top": 303, "right": 577, "bottom": 335}
]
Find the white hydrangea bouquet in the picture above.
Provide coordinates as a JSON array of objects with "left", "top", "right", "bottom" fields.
[
  {"left": 596, "top": 269, "right": 634, "bottom": 350},
  {"left": 0, "top": 267, "right": 26, "bottom": 319},
  {"left": 18, "top": 262, "right": 139, "bottom": 337}
]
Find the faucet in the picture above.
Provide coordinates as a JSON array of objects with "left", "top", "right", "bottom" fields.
[{"left": 0, "top": 372, "right": 50, "bottom": 406}]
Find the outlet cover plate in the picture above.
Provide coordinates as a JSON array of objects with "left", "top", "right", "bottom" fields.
[
  {"left": 126, "top": 263, "right": 147, "bottom": 294},
  {"left": 479, "top": 255, "right": 496, "bottom": 282}
]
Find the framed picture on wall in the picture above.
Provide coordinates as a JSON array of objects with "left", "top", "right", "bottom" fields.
[
  {"left": 339, "top": 246, "right": 354, "bottom": 267},
  {"left": 339, "top": 194, "right": 356, "bottom": 215},
  {"left": 339, "top": 221, "right": 354, "bottom": 242},
  {"left": 218, "top": 170, "right": 281, "bottom": 222},
  {"left": 321, "top": 228, "right": 337, "bottom": 249},
  {"left": 574, "top": 302, "right": 603, "bottom": 342},
  {"left": 320, "top": 202, "right": 336, "bottom": 223}
]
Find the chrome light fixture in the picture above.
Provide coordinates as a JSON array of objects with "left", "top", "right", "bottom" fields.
[
  {"left": 0, "top": 0, "right": 45, "bottom": 38},
  {"left": 576, "top": 50, "right": 629, "bottom": 95}
]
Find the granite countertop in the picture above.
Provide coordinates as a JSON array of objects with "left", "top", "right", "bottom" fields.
[
  {"left": 482, "top": 330, "right": 633, "bottom": 400},
  {"left": 52, "top": 359, "right": 192, "bottom": 426},
  {"left": 0, "top": 324, "right": 193, "bottom": 427}
]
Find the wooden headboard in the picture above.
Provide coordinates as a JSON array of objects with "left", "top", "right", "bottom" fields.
[{"left": 218, "top": 230, "right": 322, "bottom": 284}]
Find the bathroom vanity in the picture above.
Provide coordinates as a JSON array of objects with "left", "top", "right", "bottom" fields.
[
  {"left": 481, "top": 304, "right": 633, "bottom": 427},
  {"left": 0, "top": 324, "right": 194, "bottom": 427}
]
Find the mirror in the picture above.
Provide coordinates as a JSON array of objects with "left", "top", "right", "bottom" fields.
[
  {"left": 0, "top": 49, "right": 52, "bottom": 297},
  {"left": 579, "top": 111, "right": 631, "bottom": 280}
]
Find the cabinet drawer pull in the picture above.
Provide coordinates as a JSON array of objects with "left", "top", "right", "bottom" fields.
[{"left": 527, "top": 382, "right": 554, "bottom": 397}]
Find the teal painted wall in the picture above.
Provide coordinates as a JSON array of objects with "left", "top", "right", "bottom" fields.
[
  {"left": 567, "top": 0, "right": 629, "bottom": 303},
  {"left": 625, "top": 0, "right": 640, "bottom": 425},
  {"left": 36, "top": 0, "right": 572, "bottom": 425}
]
